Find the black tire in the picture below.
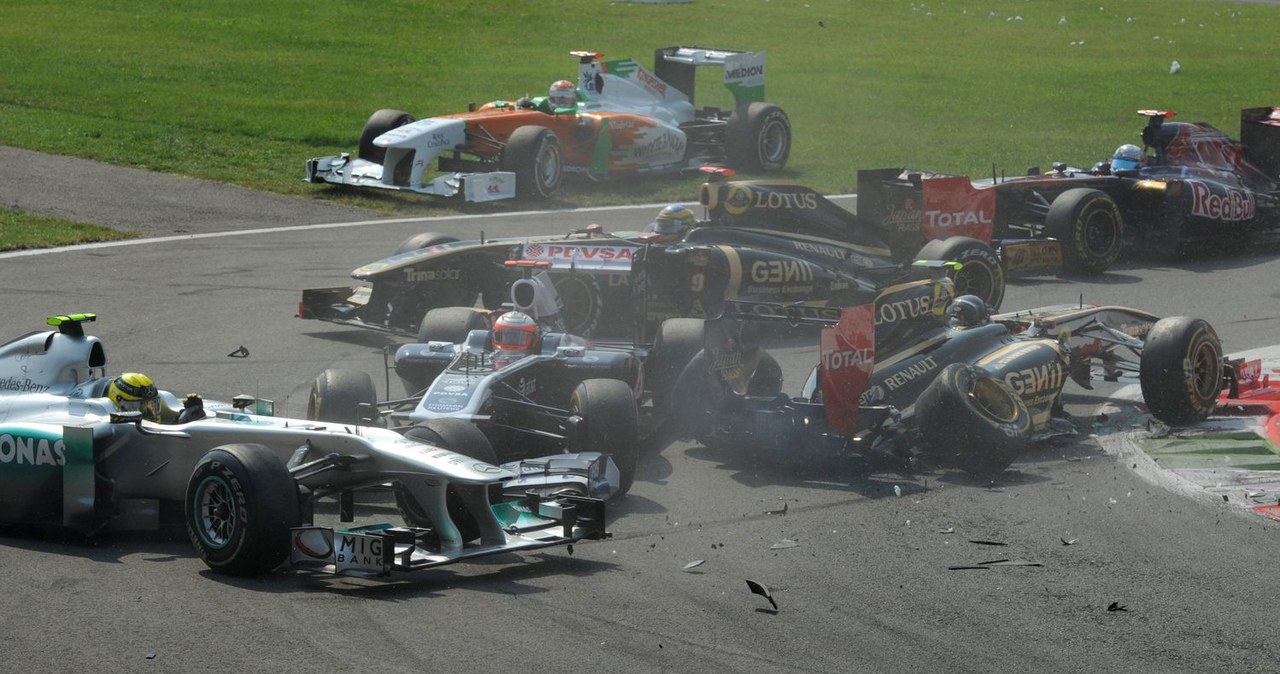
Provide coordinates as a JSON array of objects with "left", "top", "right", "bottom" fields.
[
  {"left": 358, "top": 109, "right": 415, "bottom": 165},
  {"left": 669, "top": 349, "right": 780, "bottom": 439},
  {"left": 501, "top": 126, "right": 563, "bottom": 199},
  {"left": 186, "top": 444, "right": 300, "bottom": 576},
  {"left": 916, "top": 236, "right": 1006, "bottom": 310},
  {"left": 416, "top": 306, "right": 490, "bottom": 345},
  {"left": 670, "top": 351, "right": 720, "bottom": 439},
  {"left": 552, "top": 273, "right": 603, "bottom": 337},
  {"left": 648, "top": 318, "right": 705, "bottom": 413},
  {"left": 394, "top": 232, "right": 457, "bottom": 256},
  {"left": 1046, "top": 188, "right": 1124, "bottom": 276},
  {"left": 307, "top": 369, "right": 376, "bottom": 425},
  {"left": 1139, "top": 316, "right": 1223, "bottom": 425},
  {"left": 568, "top": 379, "right": 640, "bottom": 495},
  {"left": 726, "top": 102, "right": 792, "bottom": 171},
  {"left": 916, "top": 363, "right": 1032, "bottom": 476},
  {"left": 398, "top": 419, "right": 499, "bottom": 543}
]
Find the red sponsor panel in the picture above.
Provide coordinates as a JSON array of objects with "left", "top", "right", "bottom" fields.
[
  {"left": 920, "top": 176, "right": 995, "bottom": 242},
  {"left": 819, "top": 304, "right": 876, "bottom": 436}
]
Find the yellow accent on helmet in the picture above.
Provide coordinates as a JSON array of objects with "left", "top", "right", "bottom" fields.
[{"left": 107, "top": 372, "right": 158, "bottom": 404}]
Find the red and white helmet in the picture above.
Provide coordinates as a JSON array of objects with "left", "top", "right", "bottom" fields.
[
  {"left": 548, "top": 80, "right": 577, "bottom": 108},
  {"left": 492, "top": 311, "right": 540, "bottom": 351}
]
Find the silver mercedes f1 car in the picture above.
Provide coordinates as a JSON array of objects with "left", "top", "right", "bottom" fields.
[{"left": 0, "top": 313, "right": 613, "bottom": 577}]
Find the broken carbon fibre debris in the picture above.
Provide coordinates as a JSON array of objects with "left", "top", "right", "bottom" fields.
[
  {"left": 227, "top": 345, "right": 249, "bottom": 358},
  {"left": 746, "top": 579, "right": 778, "bottom": 611},
  {"left": 769, "top": 539, "right": 799, "bottom": 550},
  {"left": 683, "top": 560, "right": 705, "bottom": 571}
]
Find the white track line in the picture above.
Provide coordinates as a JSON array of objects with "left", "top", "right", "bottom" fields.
[{"left": 1, "top": 193, "right": 857, "bottom": 260}]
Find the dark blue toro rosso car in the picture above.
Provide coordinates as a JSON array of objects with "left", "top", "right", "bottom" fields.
[{"left": 856, "top": 107, "right": 1280, "bottom": 276}]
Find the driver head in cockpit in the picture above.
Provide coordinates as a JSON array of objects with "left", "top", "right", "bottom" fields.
[
  {"left": 641, "top": 203, "right": 698, "bottom": 243},
  {"left": 1109, "top": 143, "right": 1147, "bottom": 172},
  {"left": 548, "top": 80, "right": 578, "bottom": 109},
  {"left": 106, "top": 372, "right": 161, "bottom": 421},
  {"left": 491, "top": 311, "right": 542, "bottom": 356}
]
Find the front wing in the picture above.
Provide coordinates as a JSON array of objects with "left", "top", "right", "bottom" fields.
[
  {"left": 289, "top": 494, "right": 607, "bottom": 577},
  {"left": 307, "top": 153, "right": 517, "bottom": 202}
]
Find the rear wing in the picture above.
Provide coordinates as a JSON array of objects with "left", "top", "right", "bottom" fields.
[
  {"left": 573, "top": 46, "right": 766, "bottom": 111},
  {"left": 855, "top": 168, "right": 995, "bottom": 252},
  {"left": 1240, "top": 106, "right": 1280, "bottom": 181},
  {"left": 654, "top": 46, "right": 767, "bottom": 106}
]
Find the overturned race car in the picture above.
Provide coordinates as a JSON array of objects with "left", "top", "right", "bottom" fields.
[
  {"left": 672, "top": 280, "right": 1226, "bottom": 476},
  {"left": 306, "top": 46, "right": 792, "bottom": 201},
  {"left": 0, "top": 313, "right": 614, "bottom": 577}
]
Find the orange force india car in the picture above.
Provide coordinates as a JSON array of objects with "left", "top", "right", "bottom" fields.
[{"left": 306, "top": 46, "right": 792, "bottom": 201}]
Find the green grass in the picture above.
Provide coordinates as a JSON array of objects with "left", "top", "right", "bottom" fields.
[
  {"left": 0, "top": 207, "right": 139, "bottom": 251},
  {"left": 0, "top": 0, "right": 1276, "bottom": 224}
]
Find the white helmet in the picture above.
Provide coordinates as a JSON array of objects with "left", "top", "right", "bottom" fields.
[{"left": 548, "top": 80, "right": 577, "bottom": 109}]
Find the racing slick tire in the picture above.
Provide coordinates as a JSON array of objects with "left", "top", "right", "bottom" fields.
[
  {"left": 726, "top": 102, "right": 792, "bottom": 171},
  {"left": 916, "top": 363, "right": 1032, "bottom": 476},
  {"left": 552, "top": 273, "right": 603, "bottom": 337},
  {"left": 358, "top": 109, "right": 416, "bottom": 178},
  {"left": 394, "top": 232, "right": 457, "bottom": 256},
  {"left": 670, "top": 351, "right": 726, "bottom": 440},
  {"left": 1139, "top": 316, "right": 1223, "bottom": 425},
  {"left": 501, "top": 126, "right": 563, "bottom": 200},
  {"left": 916, "top": 236, "right": 1006, "bottom": 311},
  {"left": 568, "top": 379, "right": 640, "bottom": 495},
  {"left": 399, "top": 419, "right": 500, "bottom": 543},
  {"left": 648, "top": 318, "right": 705, "bottom": 415},
  {"left": 1046, "top": 188, "right": 1124, "bottom": 276},
  {"left": 186, "top": 443, "right": 301, "bottom": 576},
  {"left": 417, "top": 306, "right": 490, "bottom": 345},
  {"left": 307, "top": 369, "right": 377, "bottom": 425},
  {"left": 670, "top": 349, "right": 781, "bottom": 441},
  {"left": 400, "top": 308, "right": 490, "bottom": 392}
]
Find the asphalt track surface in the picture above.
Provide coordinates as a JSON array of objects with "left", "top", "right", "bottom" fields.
[{"left": 4, "top": 149, "right": 1280, "bottom": 672}]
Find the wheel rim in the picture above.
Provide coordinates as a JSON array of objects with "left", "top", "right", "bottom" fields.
[
  {"left": 968, "top": 376, "right": 1020, "bottom": 424},
  {"left": 759, "top": 119, "right": 789, "bottom": 164},
  {"left": 536, "top": 140, "right": 562, "bottom": 193},
  {"left": 1189, "top": 339, "right": 1220, "bottom": 400},
  {"left": 554, "top": 276, "right": 596, "bottom": 334},
  {"left": 193, "top": 475, "right": 236, "bottom": 549},
  {"left": 1082, "top": 209, "right": 1120, "bottom": 257},
  {"left": 953, "top": 262, "right": 995, "bottom": 305}
]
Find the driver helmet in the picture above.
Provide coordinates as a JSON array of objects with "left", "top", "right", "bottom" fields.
[
  {"left": 548, "top": 80, "right": 577, "bottom": 109},
  {"left": 492, "top": 311, "right": 541, "bottom": 352},
  {"left": 1111, "top": 143, "right": 1145, "bottom": 171},
  {"left": 947, "top": 295, "right": 991, "bottom": 328},
  {"left": 107, "top": 372, "right": 161, "bottom": 420},
  {"left": 642, "top": 203, "right": 697, "bottom": 243}
]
